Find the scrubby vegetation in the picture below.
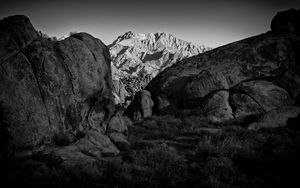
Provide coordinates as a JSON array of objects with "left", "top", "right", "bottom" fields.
[
  {"left": 102, "top": 144, "right": 189, "bottom": 188},
  {"left": 100, "top": 116, "right": 300, "bottom": 188},
  {"left": 1, "top": 115, "right": 300, "bottom": 188}
]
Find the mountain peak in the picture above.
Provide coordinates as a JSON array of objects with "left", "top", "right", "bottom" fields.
[
  {"left": 122, "top": 31, "right": 138, "bottom": 38},
  {"left": 111, "top": 31, "right": 146, "bottom": 45},
  {"left": 110, "top": 30, "right": 211, "bottom": 104},
  {"left": 112, "top": 31, "right": 197, "bottom": 48},
  {"left": 110, "top": 30, "right": 210, "bottom": 55},
  {"left": 154, "top": 31, "right": 171, "bottom": 36}
]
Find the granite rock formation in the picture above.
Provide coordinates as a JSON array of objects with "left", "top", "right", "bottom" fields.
[
  {"left": 0, "top": 15, "right": 127, "bottom": 161},
  {"left": 127, "top": 9, "right": 300, "bottom": 125}
]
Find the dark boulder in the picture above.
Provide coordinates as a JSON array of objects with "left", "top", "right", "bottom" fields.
[
  {"left": 125, "top": 90, "right": 154, "bottom": 120},
  {"left": 0, "top": 15, "right": 115, "bottom": 157},
  {"left": 271, "top": 9, "right": 300, "bottom": 34}
]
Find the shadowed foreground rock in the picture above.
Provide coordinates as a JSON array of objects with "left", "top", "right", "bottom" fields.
[
  {"left": 125, "top": 90, "right": 154, "bottom": 120},
  {"left": 0, "top": 15, "right": 131, "bottom": 176}
]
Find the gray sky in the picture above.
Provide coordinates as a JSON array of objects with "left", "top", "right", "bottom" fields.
[{"left": 1, "top": 0, "right": 299, "bottom": 47}]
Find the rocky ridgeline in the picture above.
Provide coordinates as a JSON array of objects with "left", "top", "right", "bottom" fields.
[
  {"left": 110, "top": 31, "right": 211, "bottom": 105},
  {"left": 126, "top": 9, "right": 300, "bottom": 130},
  {"left": 0, "top": 15, "right": 131, "bottom": 169}
]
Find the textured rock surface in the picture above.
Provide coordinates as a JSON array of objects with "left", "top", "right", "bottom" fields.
[
  {"left": 109, "top": 132, "right": 130, "bottom": 151},
  {"left": 154, "top": 95, "right": 177, "bottom": 115},
  {"left": 184, "top": 71, "right": 229, "bottom": 108},
  {"left": 126, "top": 13, "right": 300, "bottom": 123},
  {"left": 233, "top": 80, "right": 292, "bottom": 111},
  {"left": 0, "top": 15, "right": 116, "bottom": 157},
  {"left": 107, "top": 113, "right": 130, "bottom": 133},
  {"left": 203, "top": 91, "right": 233, "bottom": 123},
  {"left": 230, "top": 92, "right": 264, "bottom": 121},
  {"left": 75, "top": 130, "right": 119, "bottom": 157},
  {"left": 110, "top": 31, "right": 211, "bottom": 105},
  {"left": 125, "top": 90, "right": 154, "bottom": 120},
  {"left": 248, "top": 106, "right": 300, "bottom": 130}
]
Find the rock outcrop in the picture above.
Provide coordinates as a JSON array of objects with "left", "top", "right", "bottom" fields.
[
  {"left": 0, "top": 15, "right": 121, "bottom": 159},
  {"left": 127, "top": 9, "right": 300, "bottom": 125},
  {"left": 125, "top": 90, "right": 154, "bottom": 120},
  {"left": 271, "top": 9, "right": 300, "bottom": 34},
  {"left": 110, "top": 31, "right": 211, "bottom": 105},
  {"left": 248, "top": 106, "right": 300, "bottom": 130}
]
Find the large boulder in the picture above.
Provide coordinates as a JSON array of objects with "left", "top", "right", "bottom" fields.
[
  {"left": 184, "top": 71, "right": 229, "bottom": 108},
  {"left": 230, "top": 93, "right": 264, "bottom": 121},
  {"left": 125, "top": 90, "right": 154, "bottom": 120},
  {"left": 231, "top": 80, "right": 293, "bottom": 120},
  {"left": 0, "top": 15, "right": 115, "bottom": 157},
  {"left": 109, "top": 132, "right": 130, "bottom": 151},
  {"left": 203, "top": 91, "right": 233, "bottom": 123},
  {"left": 154, "top": 95, "right": 178, "bottom": 115},
  {"left": 0, "top": 15, "right": 39, "bottom": 60},
  {"left": 75, "top": 130, "right": 119, "bottom": 157},
  {"left": 125, "top": 10, "right": 300, "bottom": 124},
  {"left": 248, "top": 106, "right": 300, "bottom": 130},
  {"left": 271, "top": 9, "right": 300, "bottom": 34},
  {"left": 107, "top": 113, "right": 131, "bottom": 133}
]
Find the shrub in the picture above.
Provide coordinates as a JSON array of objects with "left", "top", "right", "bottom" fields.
[
  {"left": 130, "top": 115, "right": 183, "bottom": 140},
  {"left": 190, "top": 126, "right": 300, "bottom": 187},
  {"left": 103, "top": 143, "right": 189, "bottom": 188}
]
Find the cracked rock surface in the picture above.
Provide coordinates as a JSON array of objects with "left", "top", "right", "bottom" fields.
[
  {"left": 0, "top": 15, "right": 121, "bottom": 159},
  {"left": 127, "top": 15, "right": 300, "bottom": 124}
]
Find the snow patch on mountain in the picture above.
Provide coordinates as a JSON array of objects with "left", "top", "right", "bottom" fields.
[{"left": 110, "top": 31, "right": 211, "bottom": 105}]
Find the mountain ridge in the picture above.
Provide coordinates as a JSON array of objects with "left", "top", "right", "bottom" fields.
[{"left": 110, "top": 31, "right": 211, "bottom": 105}]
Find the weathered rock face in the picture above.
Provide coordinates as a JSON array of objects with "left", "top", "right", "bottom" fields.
[
  {"left": 233, "top": 80, "right": 292, "bottom": 112},
  {"left": 248, "top": 106, "right": 300, "bottom": 130},
  {"left": 75, "top": 130, "right": 119, "bottom": 157},
  {"left": 125, "top": 90, "right": 154, "bottom": 120},
  {"left": 0, "top": 15, "right": 114, "bottom": 155},
  {"left": 126, "top": 10, "right": 300, "bottom": 124},
  {"left": 203, "top": 91, "right": 233, "bottom": 123},
  {"left": 110, "top": 31, "right": 211, "bottom": 105},
  {"left": 107, "top": 113, "right": 130, "bottom": 133},
  {"left": 112, "top": 78, "right": 129, "bottom": 104},
  {"left": 184, "top": 71, "right": 229, "bottom": 108}
]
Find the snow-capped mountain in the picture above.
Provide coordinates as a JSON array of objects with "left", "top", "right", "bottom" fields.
[{"left": 110, "top": 31, "right": 211, "bottom": 105}]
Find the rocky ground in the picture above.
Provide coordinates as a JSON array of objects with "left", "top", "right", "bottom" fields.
[{"left": 0, "top": 8, "right": 300, "bottom": 188}]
